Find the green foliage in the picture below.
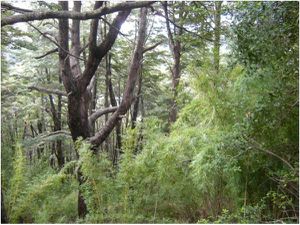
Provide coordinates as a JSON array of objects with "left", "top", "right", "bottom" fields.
[
  {"left": 6, "top": 144, "right": 78, "bottom": 223},
  {"left": 11, "top": 171, "right": 77, "bottom": 223},
  {"left": 77, "top": 139, "right": 118, "bottom": 223}
]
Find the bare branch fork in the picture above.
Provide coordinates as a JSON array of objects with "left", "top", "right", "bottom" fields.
[{"left": 28, "top": 22, "right": 86, "bottom": 62}]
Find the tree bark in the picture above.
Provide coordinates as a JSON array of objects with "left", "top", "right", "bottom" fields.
[
  {"left": 56, "top": 2, "right": 88, "bottom": 218},
  {"left": 131, "top": 65, "right": 143, "bottom": 129},
  {"left": 103, "top": 5, "right": 110, "bottom": 152},
  {"left": 56, "top": 94, "right": 64, "bottom": 168}
]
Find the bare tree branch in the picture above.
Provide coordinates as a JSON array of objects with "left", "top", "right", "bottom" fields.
[
  {"left": 70, "top": 1, "right": 83, "bottom": 78},
  {"left": 28, "top": 86, "right": 67, "bottom": 96},
  {"left": 79, "top": 42, "right": 89, "bottom": 54},
  {"left": 2, "top": 1, "right": 155, "bottom": 27},
  {"left": 88, "top": 2, "right": 103, "bottom": 53},
  {"left": 57, "top": 1, "right": 75, "bottom": 95},
  {"left": 162, "top": 2, "right": 175, "bottom": 51},
  {"left": 100, "top": 16, "right": 131, "bottom": 38},
  {"left": 89, "top": 106, "right": 118, "bottom": 126},
  {"left": 244, "top": 136, "right": 295, "bottom": 172},
  {"left": 156, "top": 6, "right": 213, "bottom": 42},
  {"left": 28, "top": 22, "right": 86, "bottom": 62},
  {"left": 1, "top": 2, "right": 33, "bottom": 13},
  {"left": 34, "top": 48, "right": 58, "bottom": 59},
  {"left": 143, "top": 41, "right": 163, "bottom": 53}
]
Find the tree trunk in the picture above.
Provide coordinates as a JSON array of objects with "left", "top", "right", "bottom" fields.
[
  {"left": 57, "top": 2, "right": 88, "bottom": 218},
  {"left": 103, "top": 6, "right": 111, "bottom": 153},
  {"left": 131, "top": 65, "right": 143, "bottom": 129},
  {"left": 169, "top": 45, "right": 181, "bottom": 124},
  {"left": 89, "top": 75, "right": 98, "bottom": 136},
  {"left": 104, "top": 61, "right": 110, "bottom": 152},
  {"left": 56, "top": 2, "right": 145, "bottom": 218},
  {"left": 1, "top": 191, "right": 7, "bottom": 223},
  {"left": 163, "top": 2, "right": 183, "bottom": 124},
  {"left": 106, "top": 53, "right": 122, "bottom": 165},
  {"left": 56, "top": 94, "right": 64, "bottom": 168},
  {"left": 213, "top": 1, "right": 222, "bottom": 74},
  {"left": 36, "top": 119, "right": 44, "bottom": 159}
]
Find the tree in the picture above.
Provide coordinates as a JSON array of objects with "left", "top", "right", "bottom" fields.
[{"left": 2, "top": 1, "right": 152, "bottom": 217}]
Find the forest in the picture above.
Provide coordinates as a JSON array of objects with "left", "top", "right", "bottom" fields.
[{"left": 1, "top": 1, "right": 299, "bottom": 224}]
